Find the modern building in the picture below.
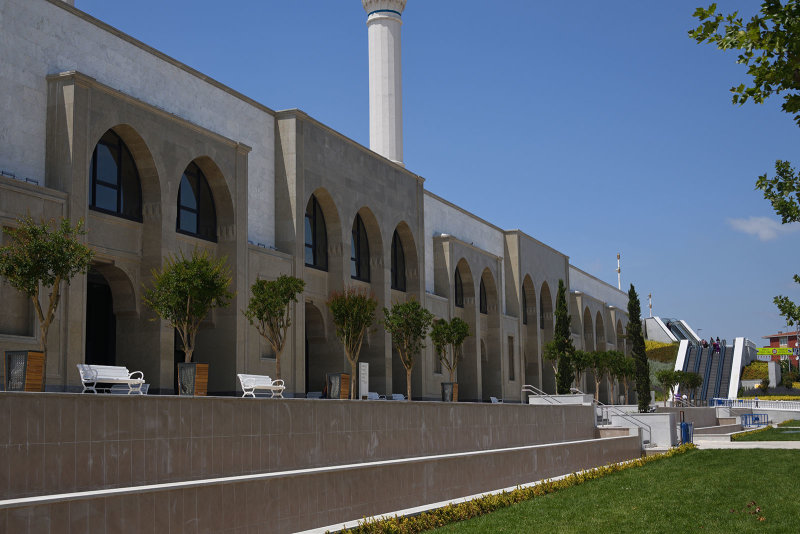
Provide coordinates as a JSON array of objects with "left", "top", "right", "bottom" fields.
[{"left": 0, "top": 0, "right": 630, "bottom": 401}]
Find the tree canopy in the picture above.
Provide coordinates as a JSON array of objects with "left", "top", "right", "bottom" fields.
[
  {"left": 143, "top": 249, "right": 233, "bottom": 363},
  {"left": 627, "top": 284, "right": 650, "bottom": 412},
  {"left": 691, "top": 2, "right": 800, "bottom": 325},
  {"left": 430, "top": 317, "right": 471, "bottom": 385},
  {"left": 382, "top": 299, "right": 433, "bottom": 400},
  {"left": 327, "top": 288, "right": 377, "bottom": 399},
  {"left": 243, "top": 274, "right": 305, "bottom": 380}
]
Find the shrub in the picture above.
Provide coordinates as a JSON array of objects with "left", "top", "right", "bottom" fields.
[
  {"left": 741, "top": 361, "right": 768, "bottom": 380},
  {"left": 645, "top": 341, "right": 680, "bottom": 363}
]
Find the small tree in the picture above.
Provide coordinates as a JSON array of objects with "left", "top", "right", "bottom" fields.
[
  {"left": 430, "top": 317, "right": 471, "bottom": 384},
  {"left": 382, "top": 299, "right": 433, "bottom": 401},
  {"left": 681, "top": 371, "right": 703, "bottom": 404},
  {"left": 587, "top": 351, "right": 613, "bottom": 403},
  {"left": 571, "top": 350, "right": 591, "bottom": 390},
  {"left": 543, "top": 279, "right": 575, "bottom": 394},
  {"left": 606, "top": 350, "right": 626, "bottom": 405},
  {"left": 619, "top": 356, "right": 636, "bottom": 404},
  {"left": 243, "top": 275, "right": 305, "bottom": 380},
  {"left": 627, "top": 284, "right": 651, "bottom": 412},
  {"left": 656, "top": 369, "right": 680, "bottom": 407},
  {"left": 0, "top": 217, "right": 93, "bottom": 384},
  {"left": 327, "top": 288, "right": 377, "bottom": 399},
  {"left": 143, "top": 249, "right": 233, "bottom": 363}
]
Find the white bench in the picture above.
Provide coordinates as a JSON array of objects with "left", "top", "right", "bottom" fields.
[
  {"left": 77, "top": 364, "right": 145, "bottom": 394},
  {"left": 237, "top": 374, "right": 285, "bottom": 398}
]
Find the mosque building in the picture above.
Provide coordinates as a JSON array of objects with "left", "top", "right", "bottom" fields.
[{"left": 0, "top": 0, "right": 631, "bottom": 401}]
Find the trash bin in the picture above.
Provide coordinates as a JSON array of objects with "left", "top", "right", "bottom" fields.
[{"left": 680, "top": 421, "right": 694, "bottom": 444}]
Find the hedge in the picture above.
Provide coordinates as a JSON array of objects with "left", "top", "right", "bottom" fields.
[
  {"left": 731, "top": 426, "right": 771, "bottom": 441},
  {"left": 344, "top": 444, "right": 697, "bottom": 534}
]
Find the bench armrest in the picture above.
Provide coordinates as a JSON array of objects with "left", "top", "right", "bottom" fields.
[
  {"left": 272, "top": 379, "right": 285, "bottom": 387},
  {"left": 128, "top": 370, "right": 144, "bottom": 381}
]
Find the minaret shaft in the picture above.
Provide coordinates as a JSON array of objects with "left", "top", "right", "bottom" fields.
[{"left": 363, "top": 1, "right": 406, "bottom": 166}]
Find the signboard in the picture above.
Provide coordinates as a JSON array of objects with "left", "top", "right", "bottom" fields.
[
  {"left": 359, "top": 362, "right": 369, "bottom": 399},
  {"left": 757, "top": 347, "right": 794, "bottom": 356}
]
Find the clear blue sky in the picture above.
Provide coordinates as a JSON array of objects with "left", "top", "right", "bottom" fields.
[{"left": 76, "top": 0, "right": 800, "bottom": 345}]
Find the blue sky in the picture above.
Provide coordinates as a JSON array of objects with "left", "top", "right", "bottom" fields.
[{"left": 76, "top": 0, "right": 800, "bottom": 344}]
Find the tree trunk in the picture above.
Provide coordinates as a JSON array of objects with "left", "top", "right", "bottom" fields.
[
  {"left": 594, "top": 376, "right": 600, "bottom": 402},
  {"left": 350, "top": 358, "right": 357, "bottom": 400},
  {"left": 39, "top": 322, "right": 48, "bottom": 392},
  {"left": 275, "top": 348, "right": 282, "bottom": 380},
  {"left": 624, "top": 378, "right": 629, "bottom": 404},
  {"left": 406, "top": 367, "right": 412, "bottom": 401}
]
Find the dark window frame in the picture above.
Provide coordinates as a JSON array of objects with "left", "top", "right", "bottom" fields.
[
  {"left": 176, "top": 162, "right": 217, "bottom": 242},
  {"left": 479, "top": 278, "right": 488, "bottom": 315},
  {"left": 454, "top": 269, "right": 464, "bottom": 308},
  {"left": 89, "top": 130, "right": 143, "bottom": 222},
  {"left": 390, "top": 230, "right": 406, "bottom": 292},
  {"left": 351, "top": 214, "right": 370, "bottom": 282},
  {"left": 304, "top": 195, "right": 328, "bottom": 271}
]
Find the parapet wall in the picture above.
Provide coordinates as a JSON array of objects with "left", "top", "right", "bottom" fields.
[{"left": 0, "top": 393, "right": 597, "bottom": 500}]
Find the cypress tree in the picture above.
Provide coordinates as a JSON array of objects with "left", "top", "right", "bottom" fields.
[
  {"left": 553, "top": 279, "right": 575, "bottom": 394},
  {"left": 627, "top": 284, "right": 650, "bottom": 412}
]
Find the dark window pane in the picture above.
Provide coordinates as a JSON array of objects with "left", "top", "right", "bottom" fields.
[
  {"left": 305, "top": 244, "right": 314, "bottom": 266},
  {"left": 120, "top": 146, "right": 142, "bottom": 218},
  {"left": 179, "top": 209, "right": 197, "bottom": 234},
  {"left": 95, "top": 144, "right": 119, "bottom": 186},
  {"left": 180, "top": 175, "right": 197, "bottom": 209},
  {"left": 95, "top": 184, "right": 117, "bottom": 212},
  {"left": 304, "top": 215, "right": 313, "bottom": 248},
  {"left": 197, "top": 179, "right": 216, "bottom": 239}
]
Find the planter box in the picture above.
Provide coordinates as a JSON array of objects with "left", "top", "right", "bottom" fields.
[
  {"left": 177, "top": 362, "right": 209, "bottom": 396},
  {"left": 3, "top": 351, "right": 45, "bottom": 392},
  {"left": 327, "top": 373, "right": 350, "bottom": 399}
]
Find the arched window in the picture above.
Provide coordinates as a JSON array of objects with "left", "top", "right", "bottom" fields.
[
  {"left": 89, "top": 130, "right": 142, "bottom": 221},
  {"left": 479, "top": 278, "right": 488, "bottom": 314},
  {"left": 454, "top": 269, "right": 464, "bottom": 308},
  {"left": 391, "top": 230, "right": 406, "bottom": 291},
  {"left": 351, "top": 214, "right": 370, "bottom": 281},
  {"left": 522, "top": 290, "right": 528, "bottom": 325},
  {"left": 177, "top": 162, "right": 216, "bottom": 241},
  {"left": 540, "top": 293, "right": 546, "bottom": 330},
  {"left": 305, "top": 195, "right": 328, "bottom": 270}
]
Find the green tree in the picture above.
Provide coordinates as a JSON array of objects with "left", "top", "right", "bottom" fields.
[
  {"left": 571, "top": 349, "right": 592, "bottom": 390},
  {"left": 327, "top": 288, "right": 377, "bottom": 399},
  {"left": 655, "top": 369, "right": 681, "bottom": 407},
  {"left": 143, "top": 249, "right": 233, "bottom": 363},
  {"left": 243, "top": 275, "right": 305, "bottom": 380},
  {"left": 606, "top": 350, "right": 627, "bottom": 405},
  {"left": 0, "top": 217, "right": 93, "bottom": 384},
  {"left": 690, "top": 2, "right": 800, "bottom": 326},
  {"left": 382, "top": 299, "right": 434, "bottom": 401},
  {"left": 586, "top": 351, "right": 613, "bottom": 403},
  {"left": 430, "top": 317, "right": 471, "bottom": 384},
  {"left": 680, "top": 371, "right": 704, "bottom": 404},
  {"left": 543, "top": 279, "right": 575, "bottom": 394},
  {"left": 618, "top": 356, "right": 636, "bottom": 405},
  {"left": 627, "top": 284, "right": 651, "bottom": 412}
]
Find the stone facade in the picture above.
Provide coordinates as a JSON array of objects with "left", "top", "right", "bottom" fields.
[{"left": 0, "top": 0, "right": 630, "bottom": 400}]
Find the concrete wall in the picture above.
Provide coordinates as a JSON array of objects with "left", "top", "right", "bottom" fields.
[
  {"left": 0, "top": 434, "right": 640, "bottom": 534},
  {"left": 569, "top": 265, "right": 628, "bottom": 311},
  {"left": 0, "top": 392, "right": 600, "bottom": 500},
  {"left": 655, "top": 407, "right": 719, "bottom": 428},
  {"left": 0, "top": 0, "right": 275, "bottom": 246}
]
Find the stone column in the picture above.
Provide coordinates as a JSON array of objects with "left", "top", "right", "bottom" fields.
[{"left": 362, "top": 0, "right": 406, "bottom": 166}]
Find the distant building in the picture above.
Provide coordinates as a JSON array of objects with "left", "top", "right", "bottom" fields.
[{"left": 762, "top": 331, "right": 800, "bottom": 349}]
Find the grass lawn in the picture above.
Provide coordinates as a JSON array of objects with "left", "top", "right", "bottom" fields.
[
  {"left": 429, "top": 450, "right": 799, "bottom": 533},
  {"left": 734, "top": 426, "right": 800, "bottom": 441},
  {"left": 777, "top": 419, "right": 800, "bottom": 427}
]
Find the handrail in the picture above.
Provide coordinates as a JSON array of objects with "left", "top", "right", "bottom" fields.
[
  {"left": 521, "top": 384, "right": 559, "bottom": 405},
  {"left": 711, "top": 397, "right": 800, "bottom": 411},
  {"left": 571, "top": 387, "right": 653, "bottom": 446}
]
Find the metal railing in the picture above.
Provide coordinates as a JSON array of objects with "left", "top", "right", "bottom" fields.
[
  {"left": 711, "top": 398, "right": 800, "bottom": 411},
  {"left": 521, "top": 384, "right": 559, "bottom": 405},
  {"left": 571, "top": 387, "right": 653, "bottom": 447}
]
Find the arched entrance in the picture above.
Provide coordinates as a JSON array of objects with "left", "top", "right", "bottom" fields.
[{"left": 85, "top": 268, "right": 116, "bottom": 366}]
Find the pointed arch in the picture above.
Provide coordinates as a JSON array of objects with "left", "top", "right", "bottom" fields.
[
  {"left": 89, "top": 129, "right": 143, "bottom": 221},
  {"left": 583, "top": 307, "right": 594, "bottom": 352},
  {"left": 391, "top": 221, "right": 419, "bottom": 293},
  {"left": 595, "top": 311, "right": 606, "bottom": 352}
]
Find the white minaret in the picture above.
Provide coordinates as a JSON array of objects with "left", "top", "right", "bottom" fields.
[{"left": 362, "top": 0, "right": 406, "bottom": 166}]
